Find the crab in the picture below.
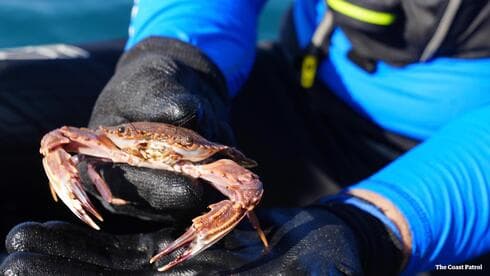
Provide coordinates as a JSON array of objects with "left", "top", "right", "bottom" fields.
[{"left": 40, "top": 122, "right": 268, "bottom": 271}]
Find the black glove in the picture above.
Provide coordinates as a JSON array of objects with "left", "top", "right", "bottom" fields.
[
  {"left": 81, "top": 37, "right": 234, "bottom": 223},
  {"left": 1, "top": 201, "right": 404, "bottom": 275}
]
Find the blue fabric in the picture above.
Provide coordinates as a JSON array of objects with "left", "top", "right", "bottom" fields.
[
  {"left": 293, "top": 0, "right": 490, "bottom": 140},
  {"left": 351, "top": 106, "right": 490, "bottom": 275},
  {"left": 126, "top": 0, "right": 490, "bottom": 274},
  {"left": 126, "top": 0, "right": 267, "bottom": 96}
]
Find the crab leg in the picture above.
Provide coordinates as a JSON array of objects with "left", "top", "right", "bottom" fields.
[
  {"left": 151, "top": 159, "right": 267, "bottom": 271},
  {"left": 42, "top": 147, "right": 102, "bottom": 229},
  {"left": 85, "top": 162, "right": 112, "bottom": 203},
  {"left": 247, "top": 211, "right": 269, "bottom": 249},
  {"left": 150, "top": 200, "right": 247, "bottom": 271},
  {"left": 40, "top": 127, "right": 135, "bottom": 229},
  {"left": 86, "top": 162, "right": 128, "bottom": 205}
]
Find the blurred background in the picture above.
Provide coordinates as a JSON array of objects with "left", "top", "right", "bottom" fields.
[{"left": 0, "top": 0, "right": 293, "bottom": 48}]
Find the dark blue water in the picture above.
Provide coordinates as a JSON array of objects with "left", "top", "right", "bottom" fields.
[{"left": 0, "top": 0, "right": 292, "bottom": 48}]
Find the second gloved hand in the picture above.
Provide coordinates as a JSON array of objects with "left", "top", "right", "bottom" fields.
[
  {"left": 83, "top": 37, "right": 234, "bottom": 223},
  {"left": 1, "top": 199, "right": 404, "bottom": 275}
]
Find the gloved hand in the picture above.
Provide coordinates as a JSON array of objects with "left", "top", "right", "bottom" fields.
[
  {"left": 81, "top": 37, "right": 234, "bottom": 223},
  {"left": 0, "top": 200, "right": 404, "bottom": 275}
]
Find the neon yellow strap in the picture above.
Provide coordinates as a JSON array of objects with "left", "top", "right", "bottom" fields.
[
  {"left": 301, "top": 54, "right": 318, "bottom": 89},
  {"left": 327, "top": 0, "right": 396, "bottom": 26}
]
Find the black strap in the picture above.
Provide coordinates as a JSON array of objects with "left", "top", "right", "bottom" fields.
[
  {"left": 298, "top": 11, "right": 335, "bottom": 89},
  {"left": 322, "top": 199, "right": 404, "bottom": 275}
]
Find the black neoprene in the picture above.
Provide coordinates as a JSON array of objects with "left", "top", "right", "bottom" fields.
[{"left": 323, "top": 199, "right": 404, "bottom": 275}]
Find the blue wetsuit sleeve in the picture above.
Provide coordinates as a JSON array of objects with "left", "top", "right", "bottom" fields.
[
  {"left": 126, "top": 0, "right": 267, "bottom": 96},
  {"left": 347, "top": 106, "right": 490, "bottom": 274}
]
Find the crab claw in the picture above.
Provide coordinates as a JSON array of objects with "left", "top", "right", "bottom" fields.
[
  {"left": 42, "top": 148, "right": 103, "bottom": 230},
  {"left": 150, "top": 200, "right": 247, "bottom": 271}
]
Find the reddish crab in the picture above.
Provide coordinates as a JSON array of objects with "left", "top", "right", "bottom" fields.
[{"left": 40, "top": 122, "right": 268, "bottom": 271}]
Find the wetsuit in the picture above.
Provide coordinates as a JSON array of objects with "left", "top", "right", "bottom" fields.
[{"left": 126, "top": 0, "right": 490, "bottom": 274}]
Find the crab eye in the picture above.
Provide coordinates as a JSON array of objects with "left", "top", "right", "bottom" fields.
[{"left": 117, "top": 126, "right": 126, "bottom": 133}]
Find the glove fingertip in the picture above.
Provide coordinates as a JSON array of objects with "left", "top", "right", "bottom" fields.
[
  {"left": 0, "top": 251, "right": 40, "bottom": 275},
  {"left": 5, "top": 222, "right": 43, "bottom": 254}
]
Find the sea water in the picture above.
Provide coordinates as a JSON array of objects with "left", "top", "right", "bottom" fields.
[{"left": 0, "top": 0, "right": 292, "bottom": 48}]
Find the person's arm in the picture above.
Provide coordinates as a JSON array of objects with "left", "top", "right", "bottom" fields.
[
  {"left": 126, "top": 0, "right": 267, "bottom": 95},
  {"left": 83, "top": 0, "right": 267, "bottom": 223},
  {"left": 344, "top": 105, "right": 490, "bottom": 274}
]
